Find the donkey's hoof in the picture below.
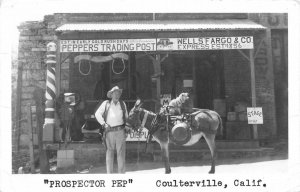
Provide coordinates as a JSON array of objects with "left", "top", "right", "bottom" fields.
[
  {"left": 165, "top": 169, "right": 171, "bottom": 174},
  {"left": 209, "top": 170, "right": 215, "bottom": 174}
]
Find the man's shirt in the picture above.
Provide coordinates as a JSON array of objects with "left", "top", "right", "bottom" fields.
[{"left": 95, "top": 100, "right": 128, "bottom": 127}]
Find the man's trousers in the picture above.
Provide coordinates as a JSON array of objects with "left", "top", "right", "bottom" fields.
[{"left": 105, "top": 129, "right": 126, "bottom": 173}]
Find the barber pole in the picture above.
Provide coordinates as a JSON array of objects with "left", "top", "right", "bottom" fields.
[{"left": 43, "top": 42, "right": 57, "bottom": 141}]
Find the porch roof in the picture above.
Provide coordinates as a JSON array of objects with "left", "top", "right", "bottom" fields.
[{"left": 56, "top": 19, "right": 266, "bottom": 32}]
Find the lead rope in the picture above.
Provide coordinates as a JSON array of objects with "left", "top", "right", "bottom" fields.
[
  {"left": 136, "top": 127, "right": 142, "bottom": 166},
  {"left": 145, "top": 114, "right": 158, "bottom": 152},
  {"left": 143, "top": 113, "right": 159, "bottom": 154},
  {"left": 137, "top": 110, "right": 151, "bottom": 166}
]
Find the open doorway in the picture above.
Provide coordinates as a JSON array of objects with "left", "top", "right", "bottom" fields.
[
  {"left": 194, "top": 51, "right": 225, "bottom": 109},
  {"left": 134, "top": 51, "right": 225, "bottom": 111}
]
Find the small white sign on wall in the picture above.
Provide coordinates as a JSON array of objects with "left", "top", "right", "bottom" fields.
[
  {"left": 126, "top": 128, "right": 148, "bottom": 141},
  {"left": 247, "top": 107, "right": 263, "bottom": 124},
  {"left": 183, "top": 80, "right": 193, "bottom": 87}
]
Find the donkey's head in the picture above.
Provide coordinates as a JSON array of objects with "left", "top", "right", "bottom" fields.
[{"left": 126, "top": 99, "right": 143, "bottom": 132}]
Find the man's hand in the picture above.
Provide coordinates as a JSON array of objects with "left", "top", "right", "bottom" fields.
[
  {"left": 124, "top": 126, "right": 132, "bottom": 139},
  {"left": 125, "top": 126, "right": 132, "bottom": 134},
  {"left": 103, "top": 123, "right": 110, "bottom": 130}
]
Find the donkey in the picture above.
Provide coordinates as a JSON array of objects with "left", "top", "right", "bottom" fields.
[{"left": 126, "top": 99, "right": 223, "bottom": 174}]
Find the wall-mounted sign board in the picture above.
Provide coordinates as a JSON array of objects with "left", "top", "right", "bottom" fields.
[
  {"left": 247, "top": 107, "right": 263, "bottom": 124},
  {"left": 60, "top": 36, "right": 253, "bottom": 52}
]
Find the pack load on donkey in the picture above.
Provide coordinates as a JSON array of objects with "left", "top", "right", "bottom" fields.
[
  {"left": 159, "top": 93, "right": 222, "bottom": 146},
  {"left": 126, "top": 95, "right": 223, "bottom": 174}
]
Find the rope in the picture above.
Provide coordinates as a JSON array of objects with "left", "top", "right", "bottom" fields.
[
  {"left": 111, "top": 56, "right": 126, "bottom": 74},
  {"left": 79, "top": 60, "right": 91, "bottom": 76},
  {"left": 78, "top": 53, "right": 91, "bottom": 75},
  {"left": 136, "top": 127, "right": 141, "bottom": 166}
]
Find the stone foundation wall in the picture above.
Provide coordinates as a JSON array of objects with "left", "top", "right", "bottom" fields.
[{"left": 12, "top": 17, "right": 59, "bottom": 172}]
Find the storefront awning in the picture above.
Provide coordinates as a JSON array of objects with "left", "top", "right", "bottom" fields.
[{"left": 56, "top": 19, "right": 266, "bottom": 32}]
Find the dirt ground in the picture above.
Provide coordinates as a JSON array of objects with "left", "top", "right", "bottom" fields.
[
  {"left": 87, "top": 155, "right": 288, "bottom": 174},
  {"left": 86, "top": 157, "right": 299, "bottom": 191},
  {"left": 33, "top": 140, "right": 300, "bottom": 191}
]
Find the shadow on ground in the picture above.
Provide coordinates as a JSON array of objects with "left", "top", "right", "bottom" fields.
[
  {"left": 83, "top": 152, "right": 288, "bottom": 174},
  {"left": 53, "top": 139, "right": 288, "bottom": 174}
]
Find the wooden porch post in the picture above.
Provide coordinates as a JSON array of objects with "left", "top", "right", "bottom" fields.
[
  {"left": 56, "top": 42, "right": 61, "bottom": 97},
  {"left": 155, "top": 54, "right": 161, "bottom": 112},
  {"left": 249, "top": 49, "right": 258, "bottom": 139},
  {"left": 147, "top": 53, "right": 162, "bottom": 112},
  {"left": 27, "top": 104, "right": 35, "bottom": 173}
]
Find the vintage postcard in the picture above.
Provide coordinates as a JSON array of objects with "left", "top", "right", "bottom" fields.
[{"left": 1, "top": 0, "right": 300, "bottom": 191}]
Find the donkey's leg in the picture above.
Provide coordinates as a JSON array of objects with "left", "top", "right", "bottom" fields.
[
  {"left": 203, "top": 134, "right": 216, "bottom": 174},
  {"left": 160, "top": 142, "right": 171, "bottom": 174}
]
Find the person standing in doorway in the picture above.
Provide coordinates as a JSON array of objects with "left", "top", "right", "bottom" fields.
[{"left": 95, "top": 86, "right": 128, "bottom": 173}]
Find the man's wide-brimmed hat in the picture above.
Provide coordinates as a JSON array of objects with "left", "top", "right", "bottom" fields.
[{"left": 107, "top": 86, "right": 123, "bottom": 98}]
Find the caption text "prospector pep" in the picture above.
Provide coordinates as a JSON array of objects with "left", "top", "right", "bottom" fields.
[{"left": 43, "top": 178, "right": 266, "bottom": 189}]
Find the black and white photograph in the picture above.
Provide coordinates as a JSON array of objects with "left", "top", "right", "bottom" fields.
[{"left": 1, "top": 0, "right": 300, "bottom": 192}]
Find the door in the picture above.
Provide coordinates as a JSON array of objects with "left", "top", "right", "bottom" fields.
[{"left": 194, "top": 51, "right": 225, "bottom": 109}]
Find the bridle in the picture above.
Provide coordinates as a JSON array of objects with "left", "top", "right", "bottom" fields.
[
  {"left": 126, "top": 106, "right": 162, "bottom": 164},
  {"left": 127, "top": 107, "right": 161, "bottom": 151},
  {"left": 138, "top": 108, "right": 160, "bottom": 136},
  {"left": 140, "top": 108, "right": 162, "bottom": 153}
]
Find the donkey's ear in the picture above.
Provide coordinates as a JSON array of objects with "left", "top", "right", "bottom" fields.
[
  {"left": 134, "top": 98, "right": 143, "bottom": 109},
  {"left": 134, "top": 99, "right": 141, "bottom": 107}
]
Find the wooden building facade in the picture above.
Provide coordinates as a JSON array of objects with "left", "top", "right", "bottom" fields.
[{"left": 13, "top": 13, "right": 288, "bottom": 171}]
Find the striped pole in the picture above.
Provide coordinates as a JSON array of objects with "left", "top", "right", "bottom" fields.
[{"left": 43, "top": 42, "right": 57, "bottom": 142}]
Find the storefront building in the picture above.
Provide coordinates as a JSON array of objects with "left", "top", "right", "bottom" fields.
[{"left": 13, "top": 13, "right": 288, "bottom": 171}]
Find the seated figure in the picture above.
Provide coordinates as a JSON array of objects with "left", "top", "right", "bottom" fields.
[{"left": 167, "top": 93, "right": 190, "bottom": 116}]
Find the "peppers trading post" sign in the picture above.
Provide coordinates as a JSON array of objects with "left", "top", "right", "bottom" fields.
[
  {"left": 60, "top": 36, "right": 253, "bottom": 52},
  {"left": 60, "top": 39, "right": 156, "bottom": 52}
]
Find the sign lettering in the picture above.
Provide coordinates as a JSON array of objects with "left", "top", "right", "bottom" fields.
[
  {"left": 157, "top": 37, "right": 253, "bottom": 51},
  {"left": 126, "top": 128, "right": 148, "bottom": 141},
  {"left": 247, "top": 107, "right": 263, "bottom": 124},
  {"left": 60, "top": 39, "right": 156, "bottom": 52},
  {"left": 60, "top": 36, "right": 254, "bottom": 52},
  {"left": 160, "top": 94, "right": 172, "bottom": 106}
]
